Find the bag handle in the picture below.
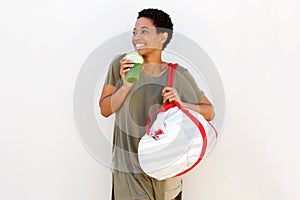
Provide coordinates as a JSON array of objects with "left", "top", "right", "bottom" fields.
[
  {"left": 167, "top": 63, "right": 178, "bottom": 88},
  {"left": 164, "top": 63, "right": 179, "bottom": 106}
]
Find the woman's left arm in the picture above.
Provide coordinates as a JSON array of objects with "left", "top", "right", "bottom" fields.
[
  {"left": 181, "top": 96, "right": 215, "bottom": 121},
  {"left": 162, "top": 87, "right": 215, "bottom": 121}
]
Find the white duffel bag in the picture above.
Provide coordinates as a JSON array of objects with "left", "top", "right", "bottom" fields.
[
  {"left": 138, "top": 101, "right": 218, "bottom": 180},
  {"left": 137, "top": 63, "right": 218, "bottom": 180}
]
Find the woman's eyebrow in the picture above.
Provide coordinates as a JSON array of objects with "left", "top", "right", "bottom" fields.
[{"left": 133, "top": 26, "right": 151, "bottom": 30}]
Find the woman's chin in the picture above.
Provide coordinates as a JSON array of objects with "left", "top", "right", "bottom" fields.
[
  {"left": 135, "top": 48, "right": 162, "bottom": 57},
  {"left": 136, "top": 48, "right": 147, "bottom": 55}
]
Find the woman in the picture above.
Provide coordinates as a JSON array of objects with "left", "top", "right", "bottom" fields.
[{"left": 100, "top": 8, "right": 214, "bottom": 200}]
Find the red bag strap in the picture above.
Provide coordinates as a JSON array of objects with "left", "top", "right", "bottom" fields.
[
  {"left": 146, "top": 101, "right": 182, "bottom": 136},
  {"left": 167, "top": 63, "right": 178, "bottom": 87}
]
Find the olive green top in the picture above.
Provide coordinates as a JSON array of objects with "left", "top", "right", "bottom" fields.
[{"left": 105, "top": 54, "right": 205, "bottom": 199}]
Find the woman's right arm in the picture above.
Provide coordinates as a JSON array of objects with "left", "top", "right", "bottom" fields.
[
  {"left": 99, "top": 57, "right": 133, "bottom": 117},
  {"left": 99, "top": 84, "right": 132, "bottom": 117}
]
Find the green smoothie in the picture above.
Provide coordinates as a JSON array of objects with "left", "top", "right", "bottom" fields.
[{"left": 125, "top": 51, "right": 144, "bottom": 83}]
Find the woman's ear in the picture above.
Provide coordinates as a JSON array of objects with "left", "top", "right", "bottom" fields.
[{"left": 160, "top": 32, "right": 168, "bottom": 45}]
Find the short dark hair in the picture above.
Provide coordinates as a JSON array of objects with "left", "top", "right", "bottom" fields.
[{"left": 138, "top": 8, "right": 173, "bottom": 50}]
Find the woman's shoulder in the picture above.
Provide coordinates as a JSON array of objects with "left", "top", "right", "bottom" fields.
[
  {"left": 169, "top": 63, "right": 189, "bottom": 75},
  {"left": 110, "top": 53, "right": 126, "bottom": 67},
  {"left": 170, "top": 63, "right": 197, "bottom": 84}
]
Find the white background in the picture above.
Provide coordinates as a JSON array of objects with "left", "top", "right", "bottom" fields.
[{"left": 1, "top": 0, "right": 299, "bottom": 199}]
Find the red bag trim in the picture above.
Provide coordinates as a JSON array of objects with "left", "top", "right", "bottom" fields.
[
  {"left": 175, "top": 107, "right": 208, "bottom": 177},
  {"left": 145, "top": 103, "right": 176, "bottom": 135}
]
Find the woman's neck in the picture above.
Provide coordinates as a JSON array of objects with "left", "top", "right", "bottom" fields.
[{"left": 142, "top": 51, "right": 168, "bottom": 77}]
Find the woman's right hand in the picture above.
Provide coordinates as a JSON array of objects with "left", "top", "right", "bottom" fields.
[
  {"left": 119, "top": 57, "right": 134, "bottom": 88},
  {"left": 100, "top": 57, "right": 134, "bottom": 117}
]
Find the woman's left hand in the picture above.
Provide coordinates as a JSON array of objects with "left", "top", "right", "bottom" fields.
[{"left": 161, "top": 87, "right": 182, "bottom": 104}]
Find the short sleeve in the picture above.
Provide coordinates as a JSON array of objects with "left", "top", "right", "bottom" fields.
[
  {"left": 105, "top": 54, "right": 125, "bottom": 88},
  {"left": 178, "top": 68, "right": 205, "bottom": 104}
]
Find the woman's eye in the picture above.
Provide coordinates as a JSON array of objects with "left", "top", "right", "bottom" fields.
[
  {"left": 142, "top": 30, "right": 148, "bottom": 34},
  {"left": 132, "top": 31, "right": 137, "bottom": 35}
]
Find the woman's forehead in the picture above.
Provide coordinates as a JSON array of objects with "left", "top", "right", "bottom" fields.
[{"left": 134, "top": 17, "right": 155, "bottom": 29}]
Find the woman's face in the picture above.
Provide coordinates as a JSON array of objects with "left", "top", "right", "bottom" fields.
[{"left": 132, "top": 17, "right": 166, "bottom": 56}]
